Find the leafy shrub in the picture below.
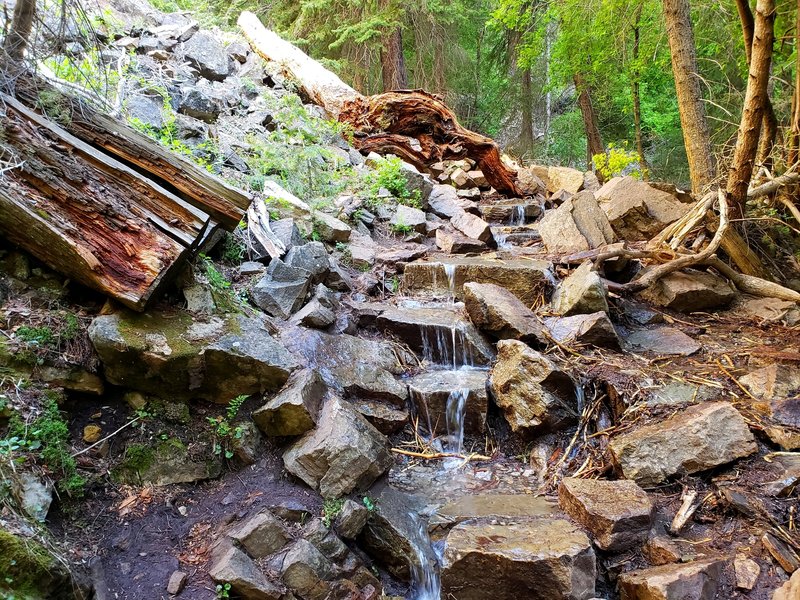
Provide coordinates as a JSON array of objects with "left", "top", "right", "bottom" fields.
[
  {"left": 593, "top": 143, "right": 647, "bottom": 180},
  {"left": 363, "top": 156, "right": 421, "bottom": 208}
]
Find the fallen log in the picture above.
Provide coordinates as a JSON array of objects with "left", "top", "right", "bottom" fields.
[
  {"left": 237, "top": 11, "right": 521, "bottom": 196},
  {"left": 12, "top": 77, "right": 251, "bottom": 230},
  {"left": 0, "top": 93, "right": 214, "bottom": 311}
]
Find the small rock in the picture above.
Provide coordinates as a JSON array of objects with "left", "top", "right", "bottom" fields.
[
  {"left": 83, "top": 424, "right": 102, "bottom": 444},
  {"left": 552, "top": 261, "right": 609, "bottom": 316},
  {"left": 639, "top": 269, "right": 736, "bottom": 313},
  {"left": 279, "top": 539, "right": 334, "bottom": 599},
  {"left": 624, "top": 326, "right": 701, "bottom": 356},
  {"left": 17, "top": 472, "right": 53, "bottom": 522},
  {"left": 230, "top": 511, "right": 290, "bottom": 558},
  {"left": 617, "top": 558, "right": 725, "bottom": 600},
  {"left": 334, "top": 499, "right": 369, "bottom": 540},
  {"left": 544, "top": 312, "right": 620, "bottom": 349},
  {"left": 351, "top": 399, "right": 409, "bottom": 434},
  {"left": 451, "top": 211, "right": 493, "bottom": 243},
  {"left": 182, "top": 30, "right": 229, "bottom": 81},
  {"left": 489, "top": 340, "right": 577, "bottom": 435},
  {"left": 435, "top": 228, "right": 487, "bottom": 254},
  {"left": 209, "top": 547, "right": 282, "bottom": 600},
  {"left": 124, "top": 391, "right": 148, "bottom": 410},
  {"left": 239, "top": 261, "right": 266, "bottom": 276},
  {"left": 609, "top": 402, "right": 757, "bottom": 486},
  {"left": 643, "top": 534, "right": 685, "bottom": 566},
  {"left": 734, "top": 554, "right": 760, "bottom": 590},
  {"left": 390, "top": 204, "right": 427, "bottom": 234},
  {"left": 292, "top": 298, "right": 335, "bottom": 329},
  {"left": 252, "top": 369, "right": 326, "bottom": 437},
  {"left": 463, "top": 282, "right": 547, "bottom": 345},
  {"left": 166, "top": 570, "right": 188, "bottom": 595},
  {"left": 558, "top": 477, "right": 653, "bottom": 552}
]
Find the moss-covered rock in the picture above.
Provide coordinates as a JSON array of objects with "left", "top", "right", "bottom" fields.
[
  {"left": 112, "top": 437, "right": 222, "bottom": 486},
  {"left": 0, "top": 529, "right": 80, "bottom": 599}
]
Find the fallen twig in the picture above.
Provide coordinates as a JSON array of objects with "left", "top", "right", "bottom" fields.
[
  {"left": 71, "top": 416, "right": 140, "bottom": 457},
  {"left": 391, "top": 448, "right": 491, "bottom": 461}
]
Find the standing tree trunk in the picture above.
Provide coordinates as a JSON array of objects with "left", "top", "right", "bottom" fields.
[
  {"left": 663, "top": 0, "right": 716, "bottom": 192},
  {"left": 727, "top": 0, "right": 775, "bottom": 219},
  {"left": 2, "top": 0, "right": 35, "bottom": 64},
  {"left": 631, "top": 2, "right": 648, "bottom": 176},
  {"left": 380, "top": 27, "right": 408, "bottom": 91},
  {"left": 518, "top": 68, "right": 535, "bottom": 156},
  {"left": 574, "top": 73, "right": 604, "bottom": 170},
  {"left": 788, "top": 0, "right": 800, "bottom": 167}
]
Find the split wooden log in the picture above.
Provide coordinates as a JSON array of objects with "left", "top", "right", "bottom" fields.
[
  {"left": 0, "top": 93, "right": 214, "bottom": 310},
  {"left": 237, "top": 11, "right": 521, "bottom": 196},
  {"left": 12, "top": 77, "right": 251, "bottom": 230}
]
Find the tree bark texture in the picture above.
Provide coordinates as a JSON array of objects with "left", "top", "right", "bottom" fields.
[
  {"left": 574, "top": 73, "right": 604, "bottom": 170},
  {"left": 632, "top": 3, "right": 648, "bottom": 175},
  {"left": 238, "top": 11, "right": 520, "bottom": 195},
  {"left": 518, "top": 68, "right": 535, "bottom": 155},
  {"left": 2, "top": 0, "right": 35, "bottom": 62},
  {"left": 726, "top": 0, "right": 775, "bottom": 219},
  {"left": 380, "top": 27, "right": 408, "bottom": 91},
  {"left": 788, "top": 0, "right": 800, "bottom": 167},
  {"left": 0, "top": 94, "right": 214, "bottom": 310},
  {"left": 663, "top": 0, "right": 716, "bottom": 192}
]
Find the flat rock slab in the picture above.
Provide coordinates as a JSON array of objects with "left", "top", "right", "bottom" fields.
[
  {"left": 609, "top": 402, "right": 757, "bottom": 486},
  {"left": 618, "top": 558, "right": 725, "bottom": 600},
  {"left": 432, "top": 494, "right": 556, "bottom": 527},
  {"left": 558, "top": 477, "right": 653, "bottom": 552},
  {"left": 545, "top": 312, "right": 620, "bottom": 350},
  {"left": 406, "top": 368, "right": 489, "bottom": 434},
  {"left": 402, "top": 256, "right": 553, "bottom": 305},
  {"left": 638, "top": 269, "right": 736, "bottom": 313},
  {"left": 441, "top": 520, "right": 596, "bottom": 600},
  {"left": 624, "top": 326, "right": 701, "bottom": 356},
  {"left": 89, "top": 311, "right": 297, "bottom": 403},
  {"left": 375, "top": 306, "right": 495, "bottom": 367},
  {"left": 463, "top": 281, "right": 547, "bottom": 345}
]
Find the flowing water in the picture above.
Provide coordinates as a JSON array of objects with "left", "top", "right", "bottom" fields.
[
  {"left": 509, "top": 204, "right": 526, "bottom": 226},
  {"left": 407, "top": 512, "right": 441, "bottom": 600},
  {"left": 419, "top": 323, "right": 475, "bottom": 369},
  {"left": 493, "top": 230, "right": 511, "bottom": 249},
  {"left": 445, "top": 388, "right": 469, "bottom": 455}
]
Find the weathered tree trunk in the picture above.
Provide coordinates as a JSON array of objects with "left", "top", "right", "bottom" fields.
[
  {"left": 518, "top": 68, "right": 535, "bottom": 155},
  {"left": 632, "top": 3, "right": 648, "bottom": 175},
  {"left": 2, "top": 0, "right": 35, "bottom": 63},
  {"left": 238, "top": 11, "right": 520, "bottom": 195},
  {"left": 0, "top": 94, "right": 213, "bottom": 310},
  {"left": 788, "top": 0, "right": 800, "bottom": 167},
  {"left": 10, "top": 78, "right": 250, "bottom": 229},
  {"left": 735, "top": 0, "right": 777, "bottom": 168},
  {"left": 380, "top": 27, "right": 408, "bottom": 91},
  {"left": 663, "top": 0, "right": 716, "bottom": 192},
  {"left": 574, "top": 73, "right": 604, "bottom": 170},
  {"left": 727, "top": 0, "right": 775, "bottom": 219}
]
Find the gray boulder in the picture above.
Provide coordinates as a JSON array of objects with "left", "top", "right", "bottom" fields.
[
  {"left": 252, "top": 369, "right": 327, "bottom": 437},
  {"left": 552, "top": 261, "right": 609, "bottom": 316},
  {"left": 463, "top": 282, "right": 547, "bottom": 344},
  {"left": 182, "top": 30, "right": 229, "bottom": 81},
  {"left": 209, "top": 547, "right": 282, "bottom": 600},
  {"left": 539, "top": 191, "right": 617, "bottom": 254},
  {"left": 639, "top": 269, "right": 736, "bottom": 312}
]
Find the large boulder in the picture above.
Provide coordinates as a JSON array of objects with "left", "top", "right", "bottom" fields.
[
  {"left": 638, "top": 269, "right": 736, "bottom": 312},
  {"left": 596, "top": 176, "right": 690, "bottom": 240},
  {"left": 252, "top": 369, "right": 327, "bottom": 437},
  {"left": 463, "top": 282, "right": 547, "bottom": 345},
  {"left": 282, "top": 396, "right": 393, "bottom": 498},
  {"left": 277, "top": 539, "right": 335, "bottom": 600},
  {"left": 428, "top": 184, "right": 464, "bottom": 219},
  {"left": 489, "top": 340, "right": 577, "bottom": 435},
  {"left": 552, "top": 261, "right": 609, "bottom": 316},
  {"left": 441, "top": 520, "right": 596, "bottom": 600},
  {"left": 390, "top": 204, "right": 427, "bottom": 234},
  {"left": 451, "top": 211, "right": 494, "bottom": 243},
  {"left": 617, "top": 558, "right": 725, "bottom": 600},
  {"left": 209, "top": 547, "right": 283, "bottom": 600},
  {"left": 406, "top": 368, "right": 488, "bottom": 434},
  {"left": 539, "top": 192, "right": 617, "bottom": 254},
  {"left": 558, "top": 477, "right": 653, "bottom": 552},
  {"left": 547, "top": 166, "right": 586, "bottom": 194},
  {"left": 435, "top": 228, "right": 487, "bottom": 254},
  {"left": 609, "top": 402, "right": 757, "bottom": 485},
  {"left": 88, "top": 311, "right": 297, "bottom": 403},
  {"left": 181, "top": 30, "right": 229, "bottom": 81},
  {"left": 229, "top": 511, "right": 290, "bottom": 558}
]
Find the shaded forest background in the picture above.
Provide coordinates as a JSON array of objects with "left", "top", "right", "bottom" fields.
[{"left": 139, "top": 0, "right": 794, "bottom": 188}]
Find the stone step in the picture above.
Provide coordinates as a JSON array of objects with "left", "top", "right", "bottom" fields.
[
  {"left": 406, "top": 368, "right": 489, "bottom": 434},
  {"left": 401, "top": 255, "right": 554, "bottom": 304}
]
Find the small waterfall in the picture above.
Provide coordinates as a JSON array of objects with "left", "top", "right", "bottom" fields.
[
  {"left": 494, "top": 230, "right": 512, "bottom": 250},
  {"left": 420, "top": 323, "right": 473, "bottom": 369},
  {"left": 407, "top": 512, "right": 441, "bottom": 600},
  {"left": 508, "top": 204, "right": 525, "bottom": 226},
  {"left": 445, "top": 388, "right": 469, "bottom": 454},
  {"left": 443, "top": 263, "right": 456, "bottom": 301}
]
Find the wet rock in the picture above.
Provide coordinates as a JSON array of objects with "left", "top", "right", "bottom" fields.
[
  {"left": 432, "top": 494, "right": 556, "bottom": 528},
  {"left": 639, "top": 269, "right": 736, "bottom": 312},
  {"left": 230, "top": 511, "right": 290, "bottom": 558},
  {"left": 489, "top": 340, "right": 577, "bottom": 435},
  {"left": 624, "top": 326, "right": 701, "bottom": 356},
  {"left": 343, "top": 364, "right": 408, "bottom": 406},
  {"left": 544, "top": 312, "right": 620, "bottom": 349},
  {"left": 283, "top": 396, "right": 392, "bottom": 498},
  {"left": 558, "top": 477, "right": 653, "bottom": 552},
  {"left": 617, "top": 558, "right": 725, "bottom": 600},
  {"left": 334, "top": 499, "right": 369, "bottom": 540},
  {"left": 350, "top": 399, "right": 409, "bottom": 434},
  {"left": 734, "top": 555, "right": 760, "bottom": 590},
  {"left": 609, "top": 402, "right": 757, "bottom": 486},
  {"left": 166, "top": 570, "right": 188, "bottom": 595},
  {"left": 479, "top": 199, "right": 542, "bottom": 224},
  {"left": 402, "top": 256, "right": 553, "bottom": 305},
  {"left": 359, "top": 485, "right": 435, "bottom": 581},
  {"left": 251, "top": 277, "right": 310, "bottom": 319},
  {"left": 435, "top": 227, "right": 487, "bottom": 254},
  {"left": 596, "top": 176, "right": 689, "bottom": 240},
  {"left": 209, "top": 547, "right": 282, "bottom": 600},
  {"left": 182, "top": 30, "right": 229, "bottom": 81},
  {"left": 539, "top": 191, "right": 617, "bottom": 254},
  {"left": 463, "top": 282, "right": 547, "bottom": 345},
  {"left": 278, "top": 540, "right": 334, "bottom": 600},
  {"left": 89, "top": 311, "right": 297, "bottom": 402},
  {"left": 547, "top": 166, "right": 586, "bottom": 194},
  {"left": 552, "top": 261, "right": 609, "bottom": 316},
  {"left": 451, "top": 210, "right": 493, "bottom": 243},
  {"left": 253, "top": 369, "right": 326, "bottom": 437},
  {"left": 441, "top": 519, "right": 596, "bottom": 600},
  {"left": 375, "top": 305, "right": 495, "bottom": 367},
  {"left": 407, "top": 368, "right": 488, "bottom": 434},
  {"left": 773, "top": 569, "right": 800, "bottom": 600},
  {"left": 390, "top": 204, "right": 427, "bottom": 234}
]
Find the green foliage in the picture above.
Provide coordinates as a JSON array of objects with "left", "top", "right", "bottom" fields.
[
  {"left": 221, "top": 233, "right": 245, "bottom": 265},
  {"left": 390, "top": 221, "right": 414, "bottom": 236},
  {"left": 593, "top": 143, "right": 647, "bottom": 180},
  {"left": 322, "top": 497, "right": 345, "bottom": 527},
  {"left": 362, "top": 495, "right": 376, "bottom": 512},
  {"left": 35, "top": 90, "right": 72, "bottom": 126},
  {"left": 363, "top": 156, "right": 421, "bottom": 209},
  {"left": 43, "top": 47, "right": 122, "bottom": 106},
  {"left": 215, "top": 583, "right": 232, "bottom": 599},
  {"left": 206, "top": 394, "right": 248, "bottom": 460},
  {"left": 198, "top": 255, "right": 241, "bottom": 314}
]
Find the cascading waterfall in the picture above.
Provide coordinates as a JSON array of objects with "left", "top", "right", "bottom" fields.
[
  {"left": 443, "top": 263, "right": 456, "bottom": 301},
  {"left": 508, "top": 204, "right": 525, "bottom": 226},
  {"left": 493, "top": 230, "right": 511, "bottom": 249},
  {"left": 407, "top": 512, "right": 441, "bottom": 600},
  {"left": 420, "top": 323, "right": 474, "bottom": 369},
  {"left": 445, "top": 388, "right": 469, "bottom": 454}
]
